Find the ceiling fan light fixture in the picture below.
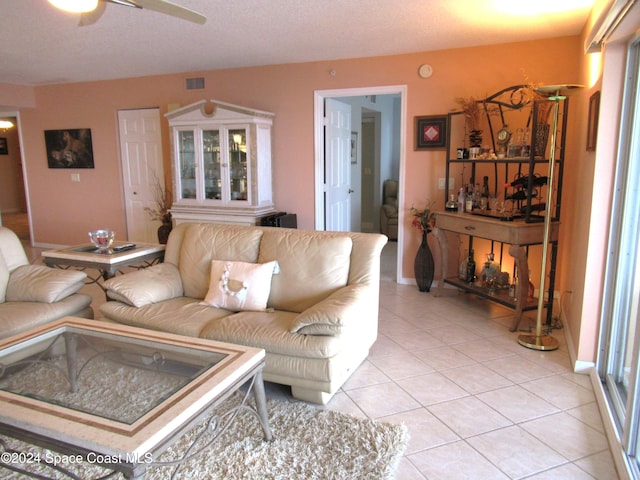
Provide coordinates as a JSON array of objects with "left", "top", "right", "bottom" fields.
[{"left": 48, "top": 0, "right": 99, "bottom": 14}]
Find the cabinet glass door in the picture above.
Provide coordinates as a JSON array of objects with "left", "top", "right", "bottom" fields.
[
  {"left": 228, "top": 129, "right": 248, "bottom": 201},
  {"left": 178, "top": 130, "right": 196, "bottom": 200},
  {"left": 203, "top": 129, "right": 221, "bottom": 200}
]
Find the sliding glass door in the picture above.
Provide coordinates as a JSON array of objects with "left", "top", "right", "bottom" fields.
[{"left": 599, "top": 35, "right": 640, "bottom": 476}]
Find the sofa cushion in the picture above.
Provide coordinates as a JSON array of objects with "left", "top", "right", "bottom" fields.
[
  {"left": 100, "top": 297, "right": 235, "bottom": 337},
  {"left": 178, "top": 224, "right": 263, "bottom": 299},
  {"left": 201, "top": 260, "right": 277, "bottom": 312},
  {"left": 6, "top": 265, "right": 86, "bottom": 303},
  {"left": 103, "top": 263, "right": 183, "bottom": 307},
  {"left": 258, "top": 230, "right": 353, "bottom": 313},
  {"left": 0, "top": 252, "right": 8, "bottom": 303},
  {"left": 199, "top": 310, "right": 342, "bottom": 359},
  {"left": 0, "top": 294, "right": 94, "bottom": 340}
]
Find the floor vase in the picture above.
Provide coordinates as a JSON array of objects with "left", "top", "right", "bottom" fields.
[
  {"left": 157, "top": 214, "right": 173, "bottom": 245},
  {"left": 414, "top": 232, "right": 434, "bottom": 292}
]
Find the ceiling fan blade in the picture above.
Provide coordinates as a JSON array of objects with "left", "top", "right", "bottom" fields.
[
  {"left": 136, "top": 0, "right": 206, "bottom": 24},
  {"left": 108, "top": 0, "right": 142, "bottom": 7},
  {"left": 78, "top": 0, "right": 107, "bottom": 26}
]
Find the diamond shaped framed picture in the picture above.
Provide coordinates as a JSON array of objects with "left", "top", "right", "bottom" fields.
[{"left": 415, "top": 115, "right": 447, "bottom": 150}]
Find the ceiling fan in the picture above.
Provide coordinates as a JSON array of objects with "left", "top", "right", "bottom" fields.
[{"left": 48, "top": 0, "right": 207, "bottom": 26}]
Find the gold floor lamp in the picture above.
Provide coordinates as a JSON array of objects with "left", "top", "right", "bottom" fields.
[{"left": 518, "top": 84, "right": 583, "bottom": 351}]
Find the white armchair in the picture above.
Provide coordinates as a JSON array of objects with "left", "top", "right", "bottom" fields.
[
  {"left": 380, "top": 179, "right": 398, "bottom": 240},
  {"left": 0, "top": 227, "right": 93, "bottom": 339}
]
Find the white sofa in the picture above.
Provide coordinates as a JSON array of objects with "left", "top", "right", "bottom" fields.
[
  {"left": 0, "top": 227, "right": 93, "bottom": 339},
  {"left": 99, "top": 222, "right": 387, "bottom": 404}
]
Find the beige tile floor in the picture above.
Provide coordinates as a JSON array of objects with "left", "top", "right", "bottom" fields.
[{"left": 21, "top": 233, "right": 619, "bottom": 480}]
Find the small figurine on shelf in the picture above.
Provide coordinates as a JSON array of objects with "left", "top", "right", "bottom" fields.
[
  {"left": 445, "top": 194, "right": 458, "bottom": 212},
  {"left": 469, "top": 130, "right": 483, "bottom": 147}
]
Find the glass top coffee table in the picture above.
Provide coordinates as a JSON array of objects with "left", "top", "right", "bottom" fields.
[{"left": 0, "top": 317, "right": 271, "bottom": 479}]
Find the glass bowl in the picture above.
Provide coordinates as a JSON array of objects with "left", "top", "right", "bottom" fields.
[{"left": 89, "top": 229, "right": 115, "bottom": 253}]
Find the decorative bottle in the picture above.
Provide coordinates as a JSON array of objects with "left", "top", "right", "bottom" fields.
[
  {"left": 465, "top": 186, "right": 474, "bottom": 212},
  {"left": 480, "top": 253, "right": 499, "bottom": 290},
  {"left": 509, "top": 271, "right": 518, "bottom": 300},
  {"left": 465, "top": 250, "right": 476, "bottom": 283},
  {"left": 459, "top": 249, "right": 468, "bottom": 280},
  {"left": 481, "top": 176, "right": 490, "bottom": 199}
]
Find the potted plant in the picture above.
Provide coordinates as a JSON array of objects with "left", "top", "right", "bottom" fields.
[
  {"left": 144, "top": 172, "right": 172, "bottom": 244},
  {"left": 410, "top": 200, "right": 436, "bottom": 292}
]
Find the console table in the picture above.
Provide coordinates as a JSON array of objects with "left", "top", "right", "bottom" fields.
[{"left": 432, "top": 211, "right": 559, "bottom": 331}]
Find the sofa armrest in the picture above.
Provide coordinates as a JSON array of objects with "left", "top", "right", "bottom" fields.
[
  {"left": 289, "top": 283, "right": 369, "bottom": 335},
  {"left": 6, "top": 265, "right": 86, "bottom": 303},
  {"left": 103, "top": 263, "right": 183, "bottom": 307}
]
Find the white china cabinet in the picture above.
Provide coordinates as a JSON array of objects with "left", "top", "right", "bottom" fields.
[{"left": 166, "top": 99, "right": 276, "bottom": 225}]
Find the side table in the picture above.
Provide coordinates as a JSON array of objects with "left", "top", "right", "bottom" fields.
[{"left": 42, "top": 242, "right": 165, "bottom": 294}]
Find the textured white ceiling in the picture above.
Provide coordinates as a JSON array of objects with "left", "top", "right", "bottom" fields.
[{"left": 0, "top": 0, "right": 593, "bottom": 86}]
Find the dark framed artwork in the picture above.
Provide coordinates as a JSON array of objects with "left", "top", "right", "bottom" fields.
[
  {"left": 587, "top": 91, "right": 600, "bottom": 151},
  {"left": 0, "top": 138, "right": 7, "bottom": 155},
  {"left": 44, "top": 128, "right": 94, "bottom": 168},
  {"left": 415, "top": 115, "right": 447, "bottom": 150}
]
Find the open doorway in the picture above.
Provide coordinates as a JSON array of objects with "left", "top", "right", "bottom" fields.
[
  {"left": 314, "top": 86, "right": 407, "bottom": 281},
  {"left": 0, "top": 113, "right": 30, "bottom": 244}
]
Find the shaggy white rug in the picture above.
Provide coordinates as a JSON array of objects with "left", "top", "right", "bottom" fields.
[{"left": 1, "top": 352, "right": 409, "bottom": 479}]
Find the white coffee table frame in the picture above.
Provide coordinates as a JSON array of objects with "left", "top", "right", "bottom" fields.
[{"left": 0, "top": 317, "right": 272, "bottom": 479}]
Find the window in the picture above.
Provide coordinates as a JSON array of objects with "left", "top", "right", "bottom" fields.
[{"left": 599, "top": 35, "right": 640, "bottom": 477}]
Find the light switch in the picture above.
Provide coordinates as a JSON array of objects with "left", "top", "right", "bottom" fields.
[{"left": 70, "top": 173, "right": 80, "bottom": 182}]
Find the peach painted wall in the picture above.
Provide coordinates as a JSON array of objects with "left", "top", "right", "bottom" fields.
[
  {"left": 16, "top": 37, "right": 581, "bottom": 247},
  {"left": 569, "top": 43, "right": 626, "bottom": 365},
  {"left": 0, "top": 83, "right": 36, "bottom": 109},
  {"left": 555, "top": 51, "right": 602, "bottom": 365},
  {"left": 9, "top": 34, "right": 608, "bottom": 364},
  {"left": 13, "top": 36, "right": 597, "bottom": 362}
]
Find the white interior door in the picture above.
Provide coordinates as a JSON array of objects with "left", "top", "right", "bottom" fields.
[
  {"left": 118, "top": 108, "right": 164, "bottom": 243},
  {"left": 324, "top": 98, "right": 352, "bottom": 231}
]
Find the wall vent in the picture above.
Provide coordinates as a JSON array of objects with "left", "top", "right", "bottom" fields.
[{"left": 185, "top": 77, "right": 205, "bottom": 90}]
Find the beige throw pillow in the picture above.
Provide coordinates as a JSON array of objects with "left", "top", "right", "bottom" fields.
[
  {"left": 201, "top": 260, "right": 277, "bottom": 312},
  {"left": 5, "top": 264, "right": 86, "bottom": 303},
  {"left": 103, "top": 263, "right": 183, "bottom": 307}
]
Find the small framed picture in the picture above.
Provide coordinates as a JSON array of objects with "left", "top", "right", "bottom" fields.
[
  {"left": 586, "top": 91, "right": 600, "bottom": 151},
  {"left": 415, "top": 115, "right": 447, "bottom": 150},
  {"left": 0, "top": 138, "right": 7, "bottom": 155}
]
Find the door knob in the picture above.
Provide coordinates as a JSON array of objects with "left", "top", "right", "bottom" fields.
[{"left": 348, "top": 189, "right": 354, "bottom": 194}]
